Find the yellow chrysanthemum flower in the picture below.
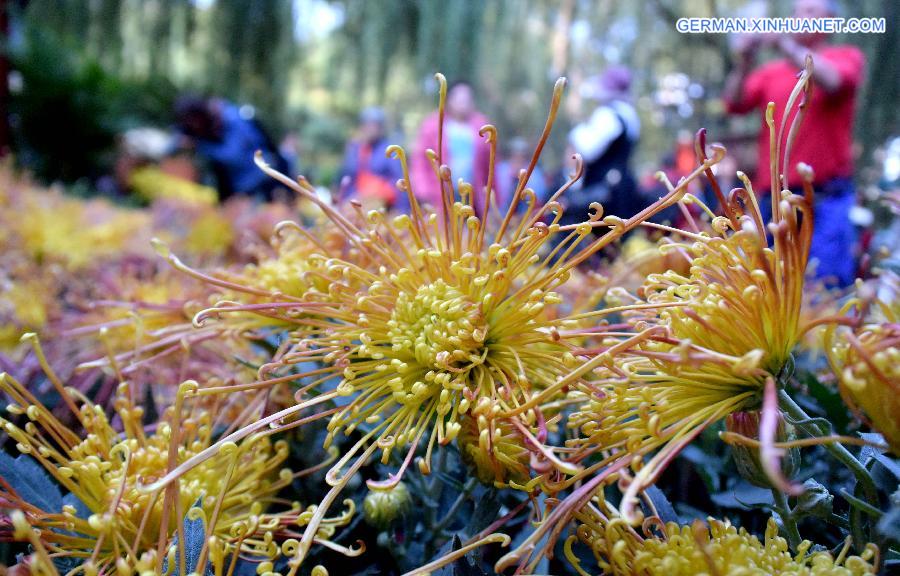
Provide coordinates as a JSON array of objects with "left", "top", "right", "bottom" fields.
[
  {"left": 0, "top": 276, "right": 52, "bottom": 350},
  {"left": 827, "top": 295, "right": 900, "bottom": 453},
  {"left": 145, "top": 73, "right": 719, "bottom": 567},
  {"left": 497, "top": 65, "right": 832, "bottom": 573},
  {"left": 180, "top": 209, "right": 235, "bottom": 256},
  {"left": 567, "top": 65, "right": 824, "bottom": 519},
  {"left": 568, "top": 505, "right": 877, "bottom": 576},
  {"left": 0, "top": 346, "right": 355, "bottom": 575},
  {"left": 129, "top": 165, "right": 218, "bottom": 206},
  {"left": 15, "top": 192, "right": 152, "bottom": 270}
]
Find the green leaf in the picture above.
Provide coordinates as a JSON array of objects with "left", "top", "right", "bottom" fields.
[
  {"left": 710, "top": 481, "right": 773, "bottom": 510},
  {"left": 797, "top": 373, "right": 851, "bottom": 434},
  {"left": 434, "top": 535, "right": 489, "bottom": 576},
  {"left": 645, "top": 485, "right": 679, "bottom": 524},
  {"left": 877, "top": 505, "right": 900, "bottom": 541},
  {"left": 468, "top": 488, "right": 503, "bottom": 535}
]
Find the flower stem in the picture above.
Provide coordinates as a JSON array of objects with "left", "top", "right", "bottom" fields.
[
  {"left": 772, "top": 488, "right": 802, "bottom": 550},
  {"left": 434, "top": 478, "right": 478, "bottom": 533},
  {"left": 777, "top": 389, "right": 879, "bottom": 546}
]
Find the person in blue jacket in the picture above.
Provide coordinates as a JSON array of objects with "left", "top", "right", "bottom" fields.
[
  {"left": 175, "top": 96, "right": 289, "bottom": 200},
  {"left": 336, "top": 107, "right": 405, "bottom": 210}
]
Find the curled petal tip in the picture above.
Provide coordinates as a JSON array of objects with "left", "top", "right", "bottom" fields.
[
  {"left": 478, "top": 124, "right": 497, "bottom": 141},
  {"left": 253, "top": 150, "right": 272, "bottom": 172},
  {"left": 150, "top": 237, "right": 170, "bottom": 258},
  {"left": 385, "top": 144, "right": 405, "bottom": 159},
  {"left": 796, "top": 162, "right": 815, "bottom": 181},
  {"left": 709, "top": 143, "right": 727, "bottom": 162}
]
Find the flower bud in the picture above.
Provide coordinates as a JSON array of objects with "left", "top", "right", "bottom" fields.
[
  {"left": 725, "top": 410, "right": 799, "bottom": 488},
  {"left": 363, "top": 482, "right": 411, "bottom": 528},
  {"left": 457, "top": 413, "right": 530, "bottom": 486},
  {"left": 794, "top": 479, "right": 833, "bottom": 519}
]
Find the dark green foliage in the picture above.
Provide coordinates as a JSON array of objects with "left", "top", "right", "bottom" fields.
[{"left": 7, "top": 26, "right": 176, "bottom": 183}]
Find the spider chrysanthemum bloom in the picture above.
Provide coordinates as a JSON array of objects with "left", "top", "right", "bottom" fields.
[
  {"left": 56, "top": 276, "right": 269, "bottom": 426},
  {"left": 74, "top": 222, "right": 351, "bottom": 384},
  {"left": 231, "top": 219, "right": 355, "bottom": 300},
  {"left": 0, "top": 356, "right": 355, "bottom": 575},
  {"left": 566, "top": 500, "right": 878, "bottom": 576},
  {"left": 146, "top": 214, "right": 355, "bottom": 337},
  {"left": 497, "top": 68, "right": 831, "bottom": 571},
  {"left": 147, "top": 74, "right": 718, "bottom": 566},
  {"left": 568, "top": 65, "right": 827, "bottom": 520},
  {"left": 70, "top": 266, "right": 208, "bottom": 359},
  {"left": 826, "top": 296, "right": 900, "bottom": 454}
]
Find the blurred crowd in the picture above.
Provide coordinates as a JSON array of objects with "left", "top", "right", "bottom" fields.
[{"left": 99, "top": 0, "right": 895, "bottom": 290}]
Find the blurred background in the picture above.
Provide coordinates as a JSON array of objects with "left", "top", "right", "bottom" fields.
[
  {"left": 1, "top": 0, "right": 896, "bottom": 191},
  {"left": 0, "top": 4, "right": 897, "bottom": 572}
]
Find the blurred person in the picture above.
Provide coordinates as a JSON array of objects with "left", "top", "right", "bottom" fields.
[
  {"left": 564, "top": 66, "right": 641, "bottom": 229},
  {"left": 723, "top": 0, "right": 865, "bottom": 287},
  {"left": 337, "top": 107, "right": 405, "bottom": 210},
  {"left": 495, "top": 137, "right": 548, "bottom": 211},
  {"left": 881, "top": 135, "right": 900, "bottom": 190},
  {"left": 411, "top": 80, "right": 492, "bottom": 214},
  {"left": 640, "top": 153, "right": 681, "bottom": 225},
  {"left": 102, "top": 128, "right": 214, "bottom": 205},
  {"left": 279, "top": 132, "right": 301, "bottom": 178},
  {"left": 175, "top": 96, "right": 289, "bottom": 201},
  {"left": 103, "top": 127, "right": 175, "bottom": 196}
]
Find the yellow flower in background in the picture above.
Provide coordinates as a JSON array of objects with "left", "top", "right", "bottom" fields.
[
  {"left": 827, "top": 295, "right": 900, "bottom": 454},
  {"left": 129, "top": 165, "right": 218, "bottom": 205},
  {"left": 15, "top": 192, "right": 152, "bottom": 269},
  {"left": 568, "top": 503, "right": 877, "bottom": 576},
  {"left": 0, "top": 344, "right": 354, "bottom": 575},
  {"left": 0, "top": 278, "right": 51, "bottom": 350},
  {"left": 181, "top": 209, "right": 235, "bottom": 255}
]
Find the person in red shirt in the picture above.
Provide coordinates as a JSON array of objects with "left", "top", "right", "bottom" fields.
[{"left": 723, "top": 0, "right": 865, "bottom": 287}]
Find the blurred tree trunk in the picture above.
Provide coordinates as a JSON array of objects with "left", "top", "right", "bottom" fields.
[
  {"left": 0, "top": 0, "right": 9, "bottom": 156},
  {"left": 855, "top": 0, "right": 898, "bottom": 163},
  {"left": 550, "top": 0, "right": 574, "bottom": 78}
]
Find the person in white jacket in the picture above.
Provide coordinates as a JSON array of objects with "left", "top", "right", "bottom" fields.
[{"left": 565, "top": 66, "right": 641, "bottom": 227}]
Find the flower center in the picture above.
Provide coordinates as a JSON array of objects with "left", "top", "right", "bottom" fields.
[{"left": 387, "top": 279, "right": 487, "bottom": 370}]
